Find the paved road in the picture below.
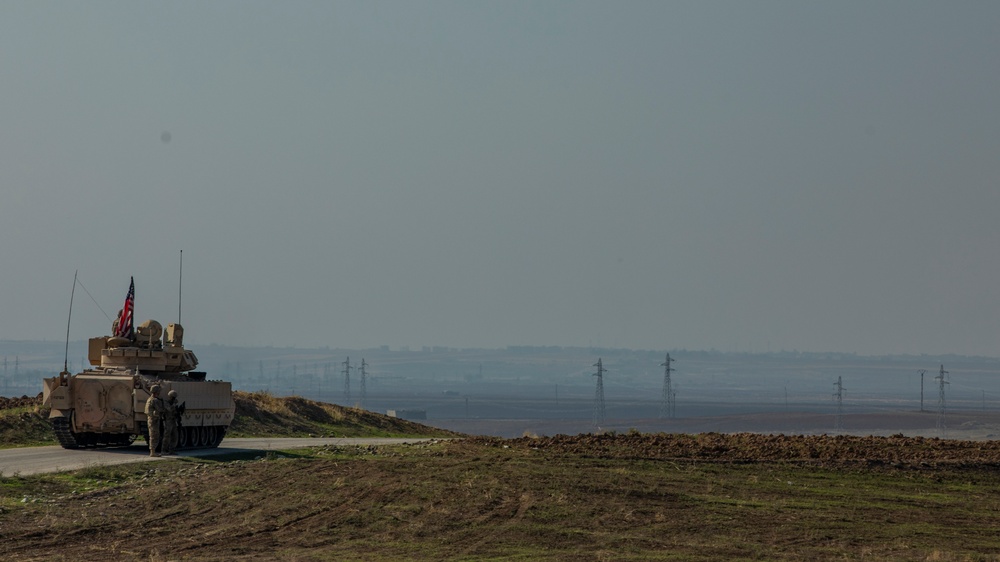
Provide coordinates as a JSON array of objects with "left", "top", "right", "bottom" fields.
[{"left": 0, "top": 437, "right": 437, "bottom": 477}]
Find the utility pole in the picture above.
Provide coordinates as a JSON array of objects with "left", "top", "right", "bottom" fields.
[
  {"left": 314, "top": 363, "right": 321, "bottom": 397},
  {"left": 324, "top": 363, "right": 332, "bottom": 399},
  {"left": 919, "top": 370, "right": 926, "bottom": 412},
  {"left": 359, "top": 358, "right": 368, "bottom": 410},
  {"left": 592, "top": 358, "right": 606, "bottom": 429},
  {"left": 936, "top": 364, "right": 949, "bottom": 435},
  {"left": 660, "top": 354, "right": 675, "bottom": 419},
  {"left": 833, "top": 376, "right": 845, "bottom": 433},
  {"left": 342, "top": 357, "right": 353, "bottom": 406}
]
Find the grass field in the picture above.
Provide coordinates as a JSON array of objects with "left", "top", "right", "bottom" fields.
[{"left": 3, "top": 434, "right": 1000, "bottom": 560}]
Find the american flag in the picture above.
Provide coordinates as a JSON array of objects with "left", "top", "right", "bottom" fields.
[{"left": 114, "top": 277, "right": 135, "bottom": 338}]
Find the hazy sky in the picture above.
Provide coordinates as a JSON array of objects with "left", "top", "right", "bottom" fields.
[{"left": 2, "top": 2, "right": 999, "bottom": 356}]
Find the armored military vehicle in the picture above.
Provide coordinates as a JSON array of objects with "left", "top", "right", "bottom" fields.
[{"left": 42, "top": 319, "right": 235, "bottom": 450}]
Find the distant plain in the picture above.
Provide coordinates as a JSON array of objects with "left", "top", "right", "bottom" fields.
[{"left": 4, "top": 341, "right": 999, "bottom": 439}]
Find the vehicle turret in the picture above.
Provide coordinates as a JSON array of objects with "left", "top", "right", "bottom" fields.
[{"left": 88, "top": 319, "right": 199, "bottom": 374}]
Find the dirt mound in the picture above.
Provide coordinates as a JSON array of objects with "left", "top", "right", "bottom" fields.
[
  {"left": 468, "top": 432, "right": 1000, "bottom": 468},
  {"left": 0, "top": 394, "right": 43, "bottom": 411}
]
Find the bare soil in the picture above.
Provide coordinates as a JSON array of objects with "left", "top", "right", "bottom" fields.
[
  {"left": 433, "top": 408, "right": 1000, "bottom": 439},
  {"left": 476, "top": 431, "right": 1000, "bottom": 468}
]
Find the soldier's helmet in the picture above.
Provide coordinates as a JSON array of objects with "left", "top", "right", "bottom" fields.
[
  {"left": 150, "top": 384, "right": 161, "bottom": 395},
  {"left": 168, "top": 390, "right": 178, "bottom": 399}
]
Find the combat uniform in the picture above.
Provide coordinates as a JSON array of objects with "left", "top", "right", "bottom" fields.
[
  {"left": 163, "top": 392, "right": 179, "bottom": 455},
  {"left": 144, "top": 388, "right": 166, "bottom": 457}
]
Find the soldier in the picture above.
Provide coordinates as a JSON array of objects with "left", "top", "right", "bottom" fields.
[
  {"left": 163, "top": 390, "right": 180, "bottom": 455},
  {"left": 111, "top": 309, "right": 122, "bottom": 337},
  {"left": 144, "top": 385, "right": 166, "bottom": 457}
]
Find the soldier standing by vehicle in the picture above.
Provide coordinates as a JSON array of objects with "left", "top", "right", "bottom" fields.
[
  {"left": 144, "top": 385, "right": 165, "bottom": 457},
  {"left": 163, "top": 390, "right": 180, "bottom": 455}
]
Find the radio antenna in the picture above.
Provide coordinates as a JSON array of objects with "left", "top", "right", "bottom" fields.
[
  {"left": 63, "top": 270, "right": 78, "bottom": 375},
  {"left": 178, "top": 250, "right": 183, "bottom": 324}
]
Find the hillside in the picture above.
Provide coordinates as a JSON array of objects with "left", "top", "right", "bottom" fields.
[
  {"left": 2, "top": 433, "right": 1000, "bottom": 560},
  {"left": 0, "top": 394, "right": 55, "bottom": 448},
  {"left": 0, "top": 391, "right": 457, "bottom": 449},
  {"left": 228, "top": 390, "right": 459, "bottom": 438}
]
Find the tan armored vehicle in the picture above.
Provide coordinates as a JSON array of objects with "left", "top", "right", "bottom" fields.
[{"left": 42, "top": 319, "right": 235, "bottom": 450}]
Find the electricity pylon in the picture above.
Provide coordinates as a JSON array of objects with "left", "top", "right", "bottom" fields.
[
  {"left": 342, "top": 357, "right": 353, "bottom": 406},
  {"left": 592, "top": 358, "right": 606, "bottom": 429},
  {"left": 833, "top": 376, "right": 845, "bottom": 432},
  {"left": 359, "top": 358, "right": 368, "bottom": 410},
  {"left": 919, "top": 370, "right": 926, "bottom": 412},
  {"left": 936, "top": 364, "right": 949, "bottom": 435},
  {"left": 660, "top": 353, "right": 676, "bottom": 419}
]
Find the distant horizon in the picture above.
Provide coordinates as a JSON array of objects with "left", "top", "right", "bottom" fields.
[{"left": 3, "top": 337, "right": 999, "bottom": 363}]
